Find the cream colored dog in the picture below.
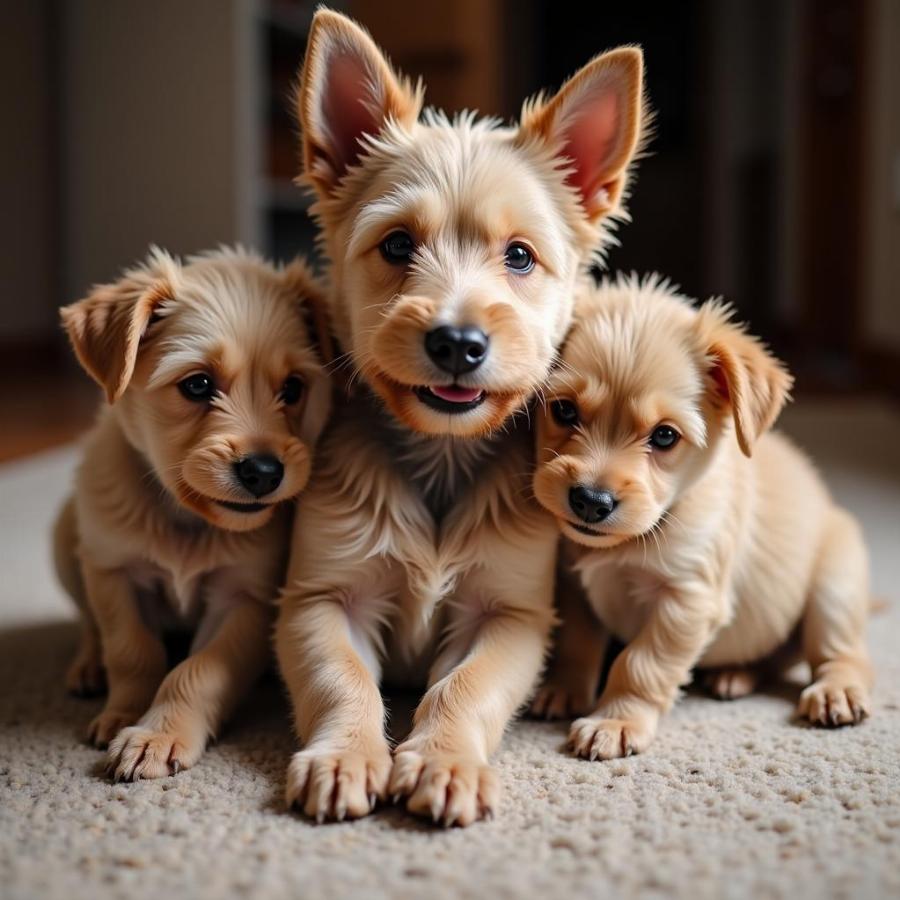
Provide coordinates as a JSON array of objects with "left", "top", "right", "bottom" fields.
[
  {"left": 54, "top": 247, "right": 332, "bottom": 779},
  {"left": 532, "top": 275, "right": 873, "bottom": 759},
  {"left": 275, "top": 9, "right": 646, "bottom": 825}
]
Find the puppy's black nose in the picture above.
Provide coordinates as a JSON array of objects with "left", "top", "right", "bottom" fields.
[
  {"left": 234, "top": 455, "right": 284, "bottom": 498},
  {"left": 424, "top": 325, "right": 489, "bottom": 375},
  {"left": 569, "top": 486, "right": 618, "bottom": 523}
]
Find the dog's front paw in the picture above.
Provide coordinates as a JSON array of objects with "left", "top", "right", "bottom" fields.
[
  {"left": 797, "top": 679, "right": 870, "bottom": 727},
  {"left": 286, "top": 743, "right": 392, "bottom": 823},
  {"left": 87, "top": 708, "right": 139, "bottom": 749},
  {"left": 389, "top": 747, "right": 499, "bottom": 827},
  {"left": 530, "top": 674, "right": 596, "bottom": 720},
  {"left": 568, "top": 715, "right": 655, "bottom": 761},
  {"left": 106, "top": 726, "right": 203, "bottom": 781}
]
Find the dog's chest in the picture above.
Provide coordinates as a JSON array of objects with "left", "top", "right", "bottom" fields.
[
  {"left": 387, "top": 435, "right": 506, "bottom": 626},
  {"left": 397, "top": 432, "right": 494, "bottom": 521},
  {"left": 575, "top": 553, "right": 668, "bottom": 643},
  {"left": 127, "top": 560, "right": 206, "bottom": 628},
  {"left": 121, "top": 521, "right": 276, "bottom": 626}
]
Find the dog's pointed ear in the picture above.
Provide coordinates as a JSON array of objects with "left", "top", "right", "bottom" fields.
[
  {"left": 519, "top": 46, "right": 646, "bottom": 221},
  {"left": 297, "top": 9, "right": 422, "bottom": 196},
  {"left": 697, "top": 300, "right": 793, "bottom": 458},
  {"left": 60, "top": 250, "right": 177, "bottom": 404}
]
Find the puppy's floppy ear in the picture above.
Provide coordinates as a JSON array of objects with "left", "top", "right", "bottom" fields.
[
  {"left": 279, "top": 259, "right": 334, "bottom": 446},
  {"left": 519, "top": 46, "right": 646, "bottom": 221},
  {"left": 297, "top": 9, "right": 422, "bottom": 195},
  {"left": 697, "top": 300, "right": 793, "bottom": 458},
  {"left": 60, "top": 249, "right": 178, "bottom": 404},
  {"left": 280, "top": 260, "right": 335, "bottom": 366}
]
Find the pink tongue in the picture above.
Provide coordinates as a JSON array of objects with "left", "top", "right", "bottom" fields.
[{"left": 430, "top": 385, "right": 483, "bottom": 403}]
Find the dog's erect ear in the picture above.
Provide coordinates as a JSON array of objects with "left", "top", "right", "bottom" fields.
[
  {"left": 298, "top": 9, "right": 422, "bottom": 195},
  {"left": 697, "top": 300, "right": 793, "bottom": 458},
  {"left": 60, "top": 250, "right": 177, "bottom": 404},
  {"left": 519, "top": 47, "right": 645, "bottom": 221}
]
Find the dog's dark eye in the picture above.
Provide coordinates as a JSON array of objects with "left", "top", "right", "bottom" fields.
[
  {"left": 551, "top": 399, "right": 579, "bottom": 427},
  {"left": 649, "top": 424, "right": 680, "bottom": 450},
  {"left": 504, "top": 242, "right": 535, "bottom": 274},
  {"left": 280, "top": 376, "right": 304, "bottom": 405},
  {"left": 380, "top": 230, "right": 415, "bottom": 264},
  {"left": 178, "top": 373, "right": 216, "bottom": 402}
]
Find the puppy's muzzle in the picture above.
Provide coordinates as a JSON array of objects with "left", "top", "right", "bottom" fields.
[
  {"left": 233, "top": 454, "right": 284, "bottom": 498},
  {"left": 569, "top": 486, "right": 618, "bottom": 524},
  {"left": 424, "top": 325, "right": 489, "bottom": 375}
]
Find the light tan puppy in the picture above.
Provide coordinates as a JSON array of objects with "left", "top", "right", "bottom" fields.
[
  {"left": 533, "top": 275, "right": 873, "bottom": 760},
  {"left": 55, "top": 247, "right": 332, "bottom": 779},
  {"left": 276, "top": 9, "right": 646, "bottom": 825}
]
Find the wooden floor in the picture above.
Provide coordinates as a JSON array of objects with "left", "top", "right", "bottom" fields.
[{"left": 0, "top": 370, "right": 96, "bottom": 463}]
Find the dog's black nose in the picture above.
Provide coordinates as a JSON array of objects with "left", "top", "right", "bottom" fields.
[
  {"left": 424, "top": 325, "right": 489, "bottom": 375},
  {"left": 234, "top": 455, "right": 284, "bottom": 498},
  {"left": 569, "top": 486, "right": 618, "bottom": 523}
]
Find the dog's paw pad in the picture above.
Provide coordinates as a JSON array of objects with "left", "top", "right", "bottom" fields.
[
  {"left": 704, "top": 667, "right": 758, "bottom": 701},
  {"left": 87, "top": 709, "right": 138, "bottom": 749},
  {"left": 568, "top": 716, "right": 652, "bottom": 761},
  {"left": 66, "top": 655, "right": 106, "bottom": 699},
  {"left": 106, "top": 726, "right": 199, "bottom": 781},
  {"left": 286, "top": 746, "right": 391, "bottom": 823},
  {"left": 529, "top": 679, "right": 595, "bottom": 720},
  {"left": 389, "top": 750, "right": 498, "bottom": 827},
  {"left": 798, "top": 680, "right": 870, "bottom": 727}
]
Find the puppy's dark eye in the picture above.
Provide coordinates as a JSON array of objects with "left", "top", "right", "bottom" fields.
[
  {"left": 551, "top": 399, "right": 579, "bottom": 427},
  {"left": 504, "top": 242, "right": 535, "bottom": 274},
  {"left": 380, "top": 230, "right": 415, "bottom": 264},
  {"left": 280, "top": 376, "right": 304, "bottom": 405},
  {"left": 178, "top": 373, "right": 216, "bottom": 402},
  {"left": 649, "top": 424, "right": 680, "bottom": 450}
]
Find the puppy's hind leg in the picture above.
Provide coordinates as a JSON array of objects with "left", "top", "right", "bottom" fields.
[
  {"left": 797, "top": 508, "right": 873, "bottom": 727},
  {"left": 82, "top": 562, "right": 167, "bottom": 748},
  {"left": 531, "top": 566, "right": 608, "bottom": 720},
  {"left": 53, "top": 498, "right": 105, "bottom": 697},
  {"left": 702, "top": 666, "right": 759, "bottom": 701}
]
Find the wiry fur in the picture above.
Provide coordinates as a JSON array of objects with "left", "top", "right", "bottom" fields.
[
  {"left": 276, "top": 9, "right": 647, "bottom": 826},
  {"left": 531, "top": 276, "right": 873, "bottom": 759},
  {"left": 54, "top": 247, "right": 332, "bottom": 779}
]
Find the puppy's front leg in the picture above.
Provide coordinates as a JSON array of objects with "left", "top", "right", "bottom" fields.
[
  {"left": 107, "top": 599, "right": 271, "bottom": 780},
  {"left": 570, "top": 587, "right": 722, "bottom": 760},
  {"left": 391, "top": 598, "right": 554, "bottom": 826},
  {"left": 797, "top": 507, "right": 873, "bottom": 726},
  {"left": 81, "top": 562, "right": 167, "bottom": 748},
  {"left": 276, "top": 574, "right": 392, "bottom": 823}
]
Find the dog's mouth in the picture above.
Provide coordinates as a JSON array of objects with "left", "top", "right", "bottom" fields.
[
  {"left": 213, "top": 499, "right": 271, "bottom": 514},
  {"left": 413, "top": 384, "right": 487, "bottom": 414},
  {"left": 567, "top": 522, "right": 609, "bottom": 537}
]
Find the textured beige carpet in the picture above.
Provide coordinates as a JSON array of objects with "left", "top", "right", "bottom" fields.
[{"left": 1, "top": 399, "right": 899, "bottom": 900}]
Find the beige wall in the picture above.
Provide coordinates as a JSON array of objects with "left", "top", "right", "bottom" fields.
[
  {"left": 0, "top": 3, "right": 56, "bottom": 341},
  {"left": 61, "top": 0, "right": 256, "bottom": 302},
  {"left": 864, "top": 0, "right": 900, "bottom": 349}
]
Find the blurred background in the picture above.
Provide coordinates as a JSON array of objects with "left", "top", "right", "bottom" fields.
[{"left": 1, "top": 0, "right": 898, "bottom": 461}]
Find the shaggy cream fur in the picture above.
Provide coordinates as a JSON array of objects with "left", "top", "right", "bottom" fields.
[{"left": 1, "top": 398, "right": 898, "bottom": 899}]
